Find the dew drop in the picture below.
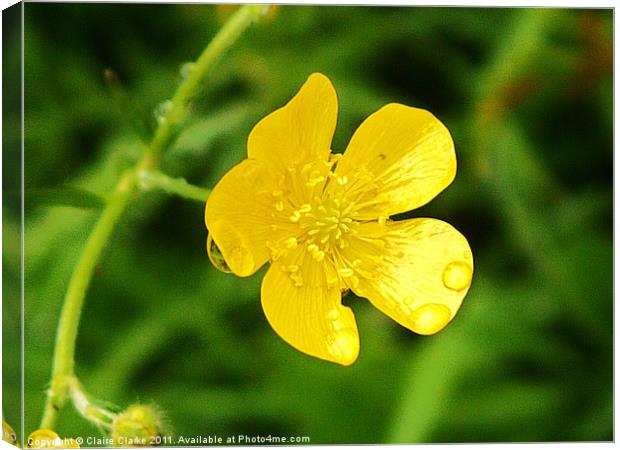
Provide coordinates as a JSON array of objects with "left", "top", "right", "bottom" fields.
[
  {"left": 409, "top": 303, "right": 452, "bottom": 335},
  {"left": 442, "top": 261, "right": 473, "bottom": 291},
  {"left": 328, "top": 329, "right": 359, "bottom": 366},
  {"left": 206, "top": 234, "right": 232, "bottom": 274},
  {"left": 230, "top": 246, "right": 255, "bottom": 277}
]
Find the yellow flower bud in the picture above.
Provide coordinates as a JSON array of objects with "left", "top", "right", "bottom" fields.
[
  {"left": 26, "top": 429, "right": 61, "bottom": 448},
  {"left": 2, "top": 420, "right": 17, "bottom": 446},
  {"left": 111, "top": 405, "right": 163, "bottom": 447}
]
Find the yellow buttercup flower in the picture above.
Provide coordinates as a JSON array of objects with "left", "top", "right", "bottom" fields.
[{"left": 205, "top": 73, "right": 473, "bottom": 366}]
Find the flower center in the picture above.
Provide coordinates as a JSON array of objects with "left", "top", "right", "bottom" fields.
[
  {"left": 293, "top": 196, "right": 355, "bottom": 258},
  {"left": 265, "top": 159, "right": 373, "bottom": 288}
]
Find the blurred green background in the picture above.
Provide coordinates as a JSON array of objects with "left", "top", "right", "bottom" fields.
[{"left": 3, "top": 4, "right": 612, "bottom": 445}]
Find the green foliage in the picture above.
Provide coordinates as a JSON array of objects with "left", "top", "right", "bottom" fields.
[
  {"left": 3, "top": 4, "right": 612, "bottom": 445},
  {"left": 21, "top": 187, "right": 107, "bottom": 209}
]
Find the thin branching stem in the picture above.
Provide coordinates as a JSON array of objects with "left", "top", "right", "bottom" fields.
[{"left": 39, "top": 5, "right": 265, "bottom": 430}]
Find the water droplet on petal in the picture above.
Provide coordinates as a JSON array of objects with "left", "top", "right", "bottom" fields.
[
  {"left": 328, "top": 329, "right": 359, "bottom": 366},
  {"left": 207, "top": 221, "right": 257, "bottom": 277},
  {"left": 409, "top": 303, "right": 452, "bottom": 335},
  {"left": 206, "top": 234, "right": 232, "bottom": 274},
  {"left": 442, "top": 261, "right": 473, "bottom": 291},
  {"left": 230, "top": 246, "right": 254, "bottom": 277}
]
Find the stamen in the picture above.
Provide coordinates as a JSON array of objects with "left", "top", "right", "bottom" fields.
[
  {"left": 312, "top": 250, "right": 325, "bottom": 262},
  {"left": 290, "top": 211, "right": 301, "bottom": 222},
  {"left": 290, "top": 272, "right": 303, "bottom": 287},
  {"left": 338, "top": 268, "right": 354, "bottom": 277},
  {"left": 284, "top": 237, "right": 298, "bottom": 249}
]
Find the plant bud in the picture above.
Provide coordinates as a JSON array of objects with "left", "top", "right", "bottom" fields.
[{"left": 111, "top": 405, "right": 162, "bottom": 447}]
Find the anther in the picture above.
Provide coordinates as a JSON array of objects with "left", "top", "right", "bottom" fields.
[
  {"left": 284, "top": 237, "right": 298, "bottom": 249},
  {"left": 312, "top": 250, "right": 325, "bottom": 262},
  {"left": 290, "top": 211, "right": 301, "bottom": 222},
  {"left": 338, "top": 268, "right": 354, "bottom": 277},
  {"left": 290, "top": 273, "right": 303, "bottom": 287}
]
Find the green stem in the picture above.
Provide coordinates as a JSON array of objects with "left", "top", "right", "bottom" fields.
[
  {"left": 139, "top": 170, "right": 210, "bottom": 202},
  {"left": 39, "top": 5, "right": 262, "bottom": 430},
  {"left": 40, "top": 172, "right": 136, "bottom": 430},
  {"left": 67, "top": 377, "right": 118, "bottom": 429},
  {"left": 147, "top": 4, "right": 266, "bottom": 163}
]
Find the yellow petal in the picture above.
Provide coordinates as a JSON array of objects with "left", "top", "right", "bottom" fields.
[
  {"left": 347, "top": 218, "right": 473, "bottom": 335},
  {"left": 261, "top": 248, "right": 360, "bottom": 365},
  {"left": 248, "top": 73, "right": 337, "bottom": 170},
  {"left": 334, "top": 103, "right": 456, "bottom": 218},
  {"left": 205, "top": 159, "right": 284, "bottom": 277}
]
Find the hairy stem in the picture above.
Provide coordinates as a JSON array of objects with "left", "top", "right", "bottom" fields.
[
  {"left": 39, "top": 5, "right": 262, "bottom": 430},
  {"left": 147, "top": 4, "right": 266, "bottom": 164},
  {"left": 40, "top": 172, "right": 136, "bottom": 430},
  {"left": 139, "top": 170, "right": 211, "bottom": 202}
]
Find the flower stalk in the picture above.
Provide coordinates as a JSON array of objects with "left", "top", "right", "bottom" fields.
[
  {"left": 147, "top": 4, "right": 268, "bottom": 164},
  {"left": 139, "top": 170, "right": 210, "bottom": 202},
  {"left": 39, "top": 4, "right": 263, "bottom": 430}
]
